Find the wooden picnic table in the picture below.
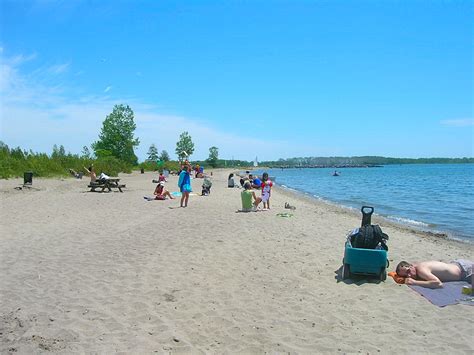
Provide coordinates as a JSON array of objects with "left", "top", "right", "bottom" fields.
[{"left": 88, "top": 178, "right": 126, "bottom": 192}]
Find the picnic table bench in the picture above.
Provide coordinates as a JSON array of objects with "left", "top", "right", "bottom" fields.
[{"left": 88, "top": 178, "right": 126, "bottom": 192}]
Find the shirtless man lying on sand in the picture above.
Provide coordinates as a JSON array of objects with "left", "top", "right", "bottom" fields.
[{"left": 396, "top": 260, "right": 473, "bottom": 289}]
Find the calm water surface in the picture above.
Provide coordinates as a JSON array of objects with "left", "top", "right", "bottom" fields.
[{"left": 256, "top": 164, "right": 474, "bottom": 243}]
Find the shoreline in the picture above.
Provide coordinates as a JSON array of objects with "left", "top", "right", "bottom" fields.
[
  {"left": 1, "top": 169, "right": 473, "bottom": 353},
  {"left": 242, "top": 166, "right": 473, "bottom": 244},
  {"left": 274, "top": 183, "right": 473, "bottom": 246}
]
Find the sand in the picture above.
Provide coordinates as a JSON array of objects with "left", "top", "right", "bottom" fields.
[{"left": 1, "top": 169, "right": 473, "bottom": 354}]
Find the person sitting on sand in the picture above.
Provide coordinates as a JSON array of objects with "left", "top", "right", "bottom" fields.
[
  {"left": 154, "top": 182, "right": 174, "bottom": 200},
  {"left": 238, "top": 181, "right": 262, "bottom": 212},
  {"left": 228, "top": 173, "right": 235, "bottom": 188},
  {"left": 201, "top": 177, "right": 212, "bottom": 196},
  {"left": 396, "top": 259, "right": 473, "bottom": 289},
  {"left": 69, "top": 169, "right": 83, "bottom": 179},
  {"left": 144, "top": 182, "right": 174, "bottom": 201}
]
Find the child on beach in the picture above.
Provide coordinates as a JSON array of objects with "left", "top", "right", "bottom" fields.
[{"left": 261, "top": 172, "right": 273, "bottom": 209}]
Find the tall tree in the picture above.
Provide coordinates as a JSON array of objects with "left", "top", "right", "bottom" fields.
[
  {"left": 207, "top": 146, "right": 219, "bottom": 168},
  {"left": 175, "top": 131, "right": 194, "bottom": 161},
  {"left": 159, "top": 150, "right": 170, "bottom": 162},
  {"left": 51, "top": 144, "right": 65, "bottom": 158},
  {"left": 147, "top": 144, "right": 159, "bottom": 161},
  {"left": 59, "top": 145, "right": 66, "bottom": 157},
  {"left": 81, "top": 146, "right": 91, "bottom": 159},
  {"left": 92, "top": 104, "right": 140, "bottom": 165},
  {"left": 10, "top": 146, "right": 24, "bottom": 159},
  {"left": 52, "top": 144, "right": 59, "bottom": 158},
  {"left": 0, "top": 141, "right": 9, "bottom": 155}
]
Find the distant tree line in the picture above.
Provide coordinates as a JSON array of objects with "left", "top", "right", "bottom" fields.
[{"left": 260, "top": 156, "right": 474, "bottom": 168}]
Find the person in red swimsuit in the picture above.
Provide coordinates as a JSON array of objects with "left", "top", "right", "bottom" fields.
[{"left": 153, "top": 182, "right": 174, "bottom": 200}]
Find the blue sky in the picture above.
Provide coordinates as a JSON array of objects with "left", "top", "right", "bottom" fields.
[{"left": 1, "top": 0, "right": 472, "bottom": 161}]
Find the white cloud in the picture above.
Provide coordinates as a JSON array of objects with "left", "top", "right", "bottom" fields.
[
  {"left": 0, "top": 61, "right": 17, "bottom": 92},
  {"left": 440, "top": 119, "right": 474, "bottom": 127},
  {"left": 8, "top": 53, "right": 37, "bottom": 65},
  {"left": 48, "top": 62, "right": 70, "bottom": 74}
]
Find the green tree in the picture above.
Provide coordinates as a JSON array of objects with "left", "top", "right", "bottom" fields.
[
  {"left": 147, "top": 144, "right": 159, "bottom": 161},
  {"left": 159, "top": 150, "right": 170, "bottom": 162},
  {"left": 52, "top": 144, "right": 59, "bottom": 158},
  {"left": 52, "top": 144, "right": 66, "bottom": 158},
  {"left": 81, "top": 146, "right": 91, "bottom": 159},
  {"left": 207, "top": 146, "right": 219, "bottom": 168},
  {"left": 92, "top": 104, "right": 140, "bottom": 165},
  {"left": 175, "top": 131, "right": 194, "bottom": 161},
  {"left": 58, "top": 145, "right": 66, "bottom": 157}
]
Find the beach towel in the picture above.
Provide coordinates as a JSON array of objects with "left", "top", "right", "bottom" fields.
[
  {"left": 388, "top": 271, "right": 406, "bottom": 284},
  {"left": 170, "top": 191, "right": 197, "bottom": 197},
  {"left": 408, "top": 281, "right": 474, "bottom": 307}
]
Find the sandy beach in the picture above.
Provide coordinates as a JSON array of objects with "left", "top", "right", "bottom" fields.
[{"left": 1, "top": 169, "right": 473, "bottom": 354}]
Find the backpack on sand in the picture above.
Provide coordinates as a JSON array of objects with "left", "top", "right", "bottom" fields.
[{"left": 348, "top": 206, "right": 389, "bottom": 250}]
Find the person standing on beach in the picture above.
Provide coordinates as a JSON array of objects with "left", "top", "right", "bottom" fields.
[
  {"left": 178, "top": 165, "right": 192, "bottom": 207},
  {"left": 261, "top": 172, "right": 273, "bottom": 209}
]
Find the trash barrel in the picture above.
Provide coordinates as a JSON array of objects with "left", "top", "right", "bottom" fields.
[
  {"left": 140, "top": 168, "right": 144, "bottom": 174},
  {"left": 24, "top": 171, "right": 33, "bottom": 185}
]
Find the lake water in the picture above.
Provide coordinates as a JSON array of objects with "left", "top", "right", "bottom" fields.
[{"left": 254, "top": 164, "right": 474, "bottom": 243}]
